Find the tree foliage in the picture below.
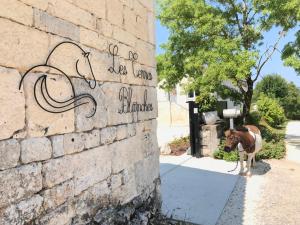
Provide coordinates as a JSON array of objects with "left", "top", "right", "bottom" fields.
[
  {"left": 157, "top": 0, "right": 299, "bottom": 119},
  {"left": 253, "top": 74, "right": 300, "bottom": 119}
]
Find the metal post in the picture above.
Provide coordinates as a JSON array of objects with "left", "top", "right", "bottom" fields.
[{"left": 188, "top": 101, "right": 196, "bottom": 156}]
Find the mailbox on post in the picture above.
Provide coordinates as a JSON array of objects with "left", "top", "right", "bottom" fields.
[{"left": 223, "top": 108, "right": 241, "bottom": 129}]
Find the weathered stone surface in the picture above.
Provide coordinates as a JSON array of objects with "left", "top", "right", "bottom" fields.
[
  {"left": 72, "top": 146, "right": 111, "bottom": 195},
  {"left": 0, "top": 163, "right": 42, "bottom": 208},
  {"left": 51, "top": 135, "right": 64, "bottom": 158},
  {"left": 48, "top": 0, "right": 95, "bottom": 30},
  {"left": 21, "top": 137, "right": 52, "bottom": 163},
  {"left": 73, "top": 180, "right": 110, "bottom": 224},
  {"left": 80, "top": 27, "right": 108, "bottom": 52},
  {"left": 63, "top": 133, "right": 85, "bottom": 155},
  {"left": 110, "top": 136, "right": 143, "bottom": 174},
  {"left": 34, "top": 9, "right": 80, "bottom": 41},
  {"left": 38, "top": 201, "right": 75, "bottom": 225},
  {"left": 124, "top": 6, "right": 136, "bottom": 35},
  {"left": 110, "top": 173, "right": 123, "bottom": 191},
  {"left": 20, "top": 0, "right": 49, "bottom": 10},
  {"left": 0, "top": 0, "right": 33, "bottom": 26},
  {"left": 116, "top": 125, "right": 128, "bottom": 141},
  {"left": 113, "top": 26, "right": 136, "bottom": 47},
  {"left": 42, "top": 156, "right": 73, "bottom": 188},
  {"left": 0, "top": 194, "right": 43, "bottom": 225},
  {"left": 0, "top": 67, "right": 25, "bottom": 140},
  {"left": 128, "top": 123, "right": 137, "bottom": 137},
  {"left": 148, "top": 11, "right": 156, "bottom": 44},
  {"left": 73, "top": 79, "right": 108, "bottom": 132},
  {"left": 42, "top": 180, "right": 74, "bottom": 211},
  {"left": 0, "top": 19, "right": 49, "bottom": 71},
  {"left": 0, "top": 139, "right": 20, "bottom": 170},
  {"left": 73, "top": 0, "right": 106, "bottom": 19},
  {"left": 136, "top": 39, "right": 156, "bottom": 68},
  {"left": 107, "top": 0, "right": 123, "bottom": 27},
  {"left": 139, "top": 0, "right": 154, "bottom": 12},
  {"left": 84, "top": 130, "right": 101, "bottom": 149},
  {"left": 23, "top": 74, "right": 75, "bottom": 137},
  {"left": 100, "top": 127, "right": 117, "bottom": 145},
  {"left": 97, "top": 19, "right": 113, "bottom": 38}
]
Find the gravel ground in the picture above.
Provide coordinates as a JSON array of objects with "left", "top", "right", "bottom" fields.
[{"left": 216, "top": 159, "right": 300, "bottom": 225}]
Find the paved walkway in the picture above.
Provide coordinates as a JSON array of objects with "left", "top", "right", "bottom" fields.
[
  {"left": 160, "top": 154, "right": 240, "bottom": 225},
  {"left": 160, "top": 121, "right": 300, "bottom": 225}
]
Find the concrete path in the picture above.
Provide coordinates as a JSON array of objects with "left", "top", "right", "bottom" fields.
[
  {"left": 217, "top": 159, "right": 300, "bottom": 225},
  {"left": 285, "top": 121, "right": 300, "bottom": 163},
  {"left": 160, "top": 154, "right": 240, "bottom": 225}
]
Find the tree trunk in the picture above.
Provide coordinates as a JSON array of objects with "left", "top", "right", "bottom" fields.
[{"left": 242, "top": 78, "right": 254, "bottom": 123}]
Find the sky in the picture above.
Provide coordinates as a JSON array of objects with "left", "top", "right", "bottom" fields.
[{"left": 156, "top": 20, "right": 300, "bottom": 87}]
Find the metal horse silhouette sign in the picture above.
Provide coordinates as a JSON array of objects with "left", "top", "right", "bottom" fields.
[{"left": 18, "top": 41, "right": 97, "bottom": 118}]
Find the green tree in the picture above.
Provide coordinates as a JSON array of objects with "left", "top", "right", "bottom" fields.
[
  {"left": 253, "top": 74, "right": 289, "bottom": 101},
  {"left": 157, "top": 0, "right": 299, "bottom": 120},
  {"left": 282, "top": 31, "right": 300, "bottom": 75},
  {"left": 282, "top": 83, "right": 300, "bottom": 119},
  {"left": 256, "top": 95, "right": 286, "bottom": 127}
]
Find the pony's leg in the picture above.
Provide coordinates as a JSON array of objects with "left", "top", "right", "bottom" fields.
[
  {"left": 252, "top": 153, "right": 256, "bottom": 168},
  {"left": 239, "top": 151, "right": 244, "bottom": 175},
  {"left": 246, "top": 153, "right": 254, "bottom": 176}
]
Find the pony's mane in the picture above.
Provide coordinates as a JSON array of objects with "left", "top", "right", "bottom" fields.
[{"left": 235, "top": 126, "right": 249, "bottom": 132}]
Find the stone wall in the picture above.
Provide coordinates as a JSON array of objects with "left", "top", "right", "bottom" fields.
[{"left": 0, "top": 0, "right": 159, "bottom": 224}]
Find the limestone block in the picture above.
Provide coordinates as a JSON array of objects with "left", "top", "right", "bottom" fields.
[
  {"left": 19, "top": 0, "right": 49, "bottom": 10},
  {"left": 0, "top": 195, "right": 43, "bottom": 225},
  {"left": 138, "top": 0, "right": 154, "bottom": 12},
  {"left": 128, "top": 123, "right": 137, "bottom": 137},
  {"left": 23, "top": 73, "right": 75, "bottom": 137},
  {"left": 120, "top": 0, "right": 134, "bottom": 9},
  {"left": 21, "top": 137, "right": 52, "bottom": 163},
  {"left": 100, "top": 127, "right": 117, "bottom": 145},
  {"left": 148, "top": 11, "right": 155, "bottom": 45},
  {"left": 0, "top": 67, "right": 25, "bottom": 140},
  {"left": 97, "top": 19, "right": 113, "bottom": 38},
  {"left": 74, "top": 180, "right": 110, "bottom": 224},
  {"left": 116, "top": 125, "right": 128, "bottom": 141},
  {"left": 63, "top": 133, "right": 85, "bottom": 155},
  {"left": 0, "top": 139, "right": 20, "bottom": 170},
  {"left": 113, "top": 26, "right": 136, "bottom": 47},
  {"left": 110, "top": 173, "right": 123, "bottom": 191},
  {"left": 16, "top": 194, "right": 44, "bottom": 223},
  {"left": 80, "top": 27, "right": 108, "bottom": 52},
  {"left": 34, "top": 9, "right": 80, "bottom": 41},
  {"left": 84, "top": 129, "right": 101, "bottom": 149},
  {"left": 42, "top": 180, "right": 74, "bottom": 211},
  {"left": 101, "top": 83, "right": 133, "bottom": 126},
  {"left": 110, "top": 136, "right": 144, "bottom": 173},
  {"left": 0, "top": 0, "right": 33, "bottom": 26},
  {"left": 51, "top": 135, "right": 64, "bottom": 158},
  {"left": 0, "top": 163, "right": 42, "bottom": 208},
  {"left": 111, "top": 166, "right": 137, "bottom": 204},
  {"left": 48, "top": 0, "right": 95, "bottom": 30},
  {"left": 136, "top": 39, "right": 156, "bottom": 67},
  {"left": 42, "top": 156, "right": 73, "bottom": 188},
  {"left": 124, "top": 6, "right": 136, "bottom": 35},
  {"left": 0, "top": 19, "right": 49, "bottom": 71},
  {"left": 73, "top": 0, "right": 106, "bottom": 19},
  {"left": 72, "top": 79, "right": 108, "bottom": 132},
  {"left": 38, "top": 202, "right": 75, "bottom": 225},
  {"left": 72, "top": 145, "right": 111, "bottom": 195},
  {"left": 134, "top": 0, "right": 148, "bottom": 19},
  {"left": 135, "top": 14, "right": 148, "bottom": 41},
  {"left": 107, "top": 0, "right": 123, "bottom": 27},
  {"left": 134, "top": 154, "right": 159, "bottom": 193}
]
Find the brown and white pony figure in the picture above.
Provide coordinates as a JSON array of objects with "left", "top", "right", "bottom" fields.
[{"left": 224, "top": 125, "right": 262, "bottom": 176}]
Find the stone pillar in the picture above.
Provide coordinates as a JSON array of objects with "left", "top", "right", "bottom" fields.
[
  {"left": 200, "top": 124, "right": 223, "bottom": 156},
  {"left": 0, "top": 0, "right": 159, "bottom": 224}
]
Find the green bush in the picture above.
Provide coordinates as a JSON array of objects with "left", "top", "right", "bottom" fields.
[
  {"left": 213, "top": 140, "right": 239, "bottom": 162},
  {"left": 196, "top": 92, "right": 217, "bottom": 112},
  {"left": 256, "top": 140, "right": 286, "bottom": 160},
  {"left": 256, "top": 95, "right": 286, "bottom": 127}
]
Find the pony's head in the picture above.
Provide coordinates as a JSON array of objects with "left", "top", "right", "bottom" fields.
[
  {"left": 224, "top": 129, "right": 240, "bottom": 152},
  {"left": 75, "top": 50, "right": 96, "bottom": 89}
]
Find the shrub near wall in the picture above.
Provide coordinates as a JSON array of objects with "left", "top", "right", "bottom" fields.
[{"left": 0, "top": 1, "right": 160, "bottom": 225}]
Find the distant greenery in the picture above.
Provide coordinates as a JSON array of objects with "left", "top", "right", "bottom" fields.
[
  {"left": 253, "top": 74, "right": 300, "bottom": 120},
  {"left": 256, "top": 95, "right": 286, "bottom": 127}
]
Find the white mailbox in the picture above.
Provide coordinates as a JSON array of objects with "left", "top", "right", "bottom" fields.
[
  {"left": 223, "top": 109, "right": 241, "bottom": 129},
  {"left": 223, "top": 109, "right": 241, "bottom": 118}
]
